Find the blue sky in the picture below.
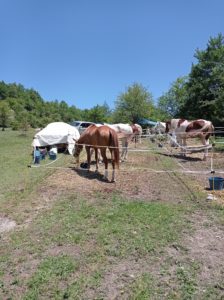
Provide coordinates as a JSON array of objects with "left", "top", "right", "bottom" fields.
[{"left": 1, "top": 0, "right": 223, "bottom": 109}]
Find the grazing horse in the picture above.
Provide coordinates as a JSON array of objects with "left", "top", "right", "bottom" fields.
[
  {"left": 73, "top": 125, "right": 119, "bottom": 182},
  {"left": 132, "top": 123, "right": 143, "bottom": 143},
  {"left": 105, "top": 123, "right": 142, "bottom": 161},
  {"left": 151, "top": 122, "right": 166, "bottom": 134},
  {"left": 165, "top": 118, "right": 214, "bottom": 160}
]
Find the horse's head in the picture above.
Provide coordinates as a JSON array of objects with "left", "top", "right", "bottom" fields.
[
  {"left": 165, "top": 121, "right": 171, "bottom": 133},
  {"left": 131, "top": 124, "right": 142, "bottom": 135},
  {"left": 73, "top": 140, "right": 83, "bottom": 163}
]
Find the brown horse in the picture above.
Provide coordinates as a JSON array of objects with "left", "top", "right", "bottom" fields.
[{"left": 73, "top": 125, "right": 120, "bottom": 182}]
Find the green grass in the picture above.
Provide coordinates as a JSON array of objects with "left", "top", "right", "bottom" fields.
[
  {"left": 1, "top": 195, "right": 190, "bottom": 299},
  {"left": 0, "top": 130, "right": 224, "bottom": 299},
  {"left": 128, "top": 273, "right": 156, "bottom": 299},
  {"left": 20, "top": 196, "right": 188, "bottom": 255},
  {"left": 214, "top": 136, "right": 224, "bottom": 151},
  {"left": 0, "top": 129, "right": 71, "bottom": 220},
  {"left": 24, "top": 255, "right": 78, "bottom": 300},
  {"left": 0, "top": 130, "right": 48, "bottom": 199}
]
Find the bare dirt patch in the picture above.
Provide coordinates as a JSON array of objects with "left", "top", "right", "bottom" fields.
[{"left": 0, "top": 216, "right": 16, "bottom": 233}]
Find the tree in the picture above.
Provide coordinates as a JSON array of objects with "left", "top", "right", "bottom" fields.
[
  {"left": 180, "top": 34, "right": 224, "bottom": 124},
  {"left": 157, "top": 76, "right": 188, "bottom": 118},
  {"left": 0, "top": 81, "right": 8, "bottom": 100},
  {"left": 16, "top": 110, "right": 30, "bottom": 132},
  {"left": 113, "top": 83, "right": 154, "bottom": 123},
  {"left": 88, "top": 103, "right": 111, "bottom": 123},
  {"left": 0, "top": 101, "right": 12, "bottom": 130}
]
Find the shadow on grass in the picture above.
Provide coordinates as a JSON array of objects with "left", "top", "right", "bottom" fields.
[
  {"left": 70, "top": 161, "right": 115, "bottom": 183},
  {"left": 159, "top": 152, "right": 202, "bottom": 162}
]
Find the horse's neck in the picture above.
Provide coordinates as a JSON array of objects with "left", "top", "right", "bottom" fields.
[
  {"left": 172, "top": 119, "right": 188, "bottom": 131},
  {"left": 78, "top": 133, "right": 91, "bottom": 145}
]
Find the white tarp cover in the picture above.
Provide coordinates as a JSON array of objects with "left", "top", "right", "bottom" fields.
[{"left": 32, "top": 122, "right": 80, "bottom": 155}]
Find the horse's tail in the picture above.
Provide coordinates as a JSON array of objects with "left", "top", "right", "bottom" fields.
[
  {"left": 205, "top": 122, "right": 215, "bottom": 140},
  {"left": 193, "top": 120, "right": 214, "bottom": 141},
  {"left": 210, "top": 123, "right": 215, "bottom": 136},
  {"left": 109, "top": 129, "right": 120, "bottom": 169},
  {"left": 198, "top": 121, "right": 214, "bottom": 138}
]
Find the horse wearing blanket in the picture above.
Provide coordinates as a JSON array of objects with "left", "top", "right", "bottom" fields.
[{"left": 165, "top": 118, "right": 214, "bottom": 160}]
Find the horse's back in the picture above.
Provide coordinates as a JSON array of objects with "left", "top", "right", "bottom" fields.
[
  {"left": 81, "top": 125, "right": 118, "bottom": 147},
  {"left": 168, "top": 118, "right": 214, "bottom": 140}
]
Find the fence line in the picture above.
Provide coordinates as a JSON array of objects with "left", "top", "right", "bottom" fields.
[{"left": 29, "top": 131, "right": 224, "bottom": 178}]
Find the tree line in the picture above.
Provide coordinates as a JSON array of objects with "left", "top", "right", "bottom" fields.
[{"left": 0, "top": 34, "right": 224, "bottom": 131}]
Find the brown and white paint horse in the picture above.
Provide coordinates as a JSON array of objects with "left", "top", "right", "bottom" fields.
[
  {"left": 165, "top": 118, "right": 214, "bottom": 160},
  {"left": 73, "top": 124, "right": 119, "bottom": 182},
  {"left": 105, "top": 123, "right": 142, "bottom": 161}
]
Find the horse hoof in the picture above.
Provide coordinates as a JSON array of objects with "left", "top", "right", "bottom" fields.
[
  {"left": 102, "top": 176, "right": 109, "bottom": 182},
  {"left": 111, "top": 179, "right": 116, "bottom": 183}
]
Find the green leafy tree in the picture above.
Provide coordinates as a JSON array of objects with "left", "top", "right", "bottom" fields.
[
  {"left": 157, "top": 76, "right": 188, "bottom": 118},
  {"left": 113, "top": 83, "right": 154, "bottom": 123},
  {"left": 88, "top": 103, "right": 111, "bottom": 123},
  {"left": 16, "top": 110, "right": 30, "bottom": 132},
  {"left": 69, "top": 106, "right": 83, "bottom": 122},
  {"left": 0, "top": 81, "right": 9, "bottom": 100},
  {"left": 0, "top": 101, "right": 12, "bottom": 130},
  {"left": 180, "top": 34, "right": 224, "bottom": 124}
]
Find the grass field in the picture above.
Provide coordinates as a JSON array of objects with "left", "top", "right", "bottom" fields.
[{"left": 0, "top": 129, "right": 224, "bottom": 299}]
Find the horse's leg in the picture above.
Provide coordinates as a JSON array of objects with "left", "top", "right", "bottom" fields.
[
  {"left": 178, "top": 136, "right": 186, "bottom": 157},
  {"left": 202, "top": 136, "right": 209, "bottom": 161},
  {"left": 86, "top": 146, "right": 91, "bottom": 171},
  {"left": 95, "top": 147, "right": 99, "bottom": 172},
  {"left": 75, "top": 154, "right": 80, "bottom": 165},
  {"left": 124, "top": 139, "right": 128, "bottom": 160},
  {"left": 98, "top": 148, "right": 103, "bottom": 163},
  {"left": 101, "top": 148, "right": 109, "bottom": 181},
  {"left": 139, "top": 133, "right": 142, "bottom": 144},
  {"left": 110, "top": 149, "right": 116, "bottom": 182},
  {"left": 121, "top": 138, "right": 128, "bottom": 161},
  {"left": 171, "top": 132, "right": 177, "bottom": 147},
  {"left": 85, "top": 148, "right": 94, "bottom": 164},
  {"left": 120, "top": 138, "right": 125, "bottom": 162}
]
